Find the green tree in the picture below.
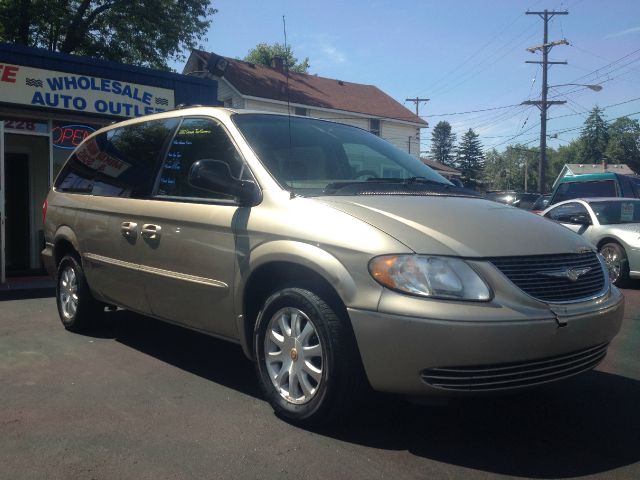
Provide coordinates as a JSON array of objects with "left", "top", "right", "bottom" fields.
[
  {"left": 579, "top": 106, "right": 609, "bottom": 164},
  {"left": 0, "top": 0, "right": 216, "bottom": 69},
  {"left": 554, "top": 140, "right": 582, "bottom": 166},
  {"left": 482, "top": 148, "right": 504, "bottom": 190},
  {"left": 244, "top": 42, "right": 310, "bottom": 74},
  {"left": 484, "top": 145, "right": 538, "bottom": 192},
  {"left": 606, "top": 117, "right": 640, "bottom": 173},
  {"left": 429, "top": 121, "right": 457, "bottom": 167},
  {"left": 455, "top": 129, "right": 484, "bottom": 189}
]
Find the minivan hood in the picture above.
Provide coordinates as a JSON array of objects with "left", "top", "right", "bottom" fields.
[{"left": 318, "top": 195, "right": 593, "bottom": 257}]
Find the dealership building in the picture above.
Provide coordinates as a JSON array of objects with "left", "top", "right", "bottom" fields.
[{"left": 0, "top": 43, "right": 218, "bottom": 284}]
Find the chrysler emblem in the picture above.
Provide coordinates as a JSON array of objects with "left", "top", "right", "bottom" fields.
[{"left": 538, "top": 267, "right": 592, "bottom": 282}]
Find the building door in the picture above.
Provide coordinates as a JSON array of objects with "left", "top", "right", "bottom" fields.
[
  {"left": 1, "top": 126, "right": 51, "bottom": 281},
  {"left": 4, "top": 153, "right": 30, "bottom": 274}
]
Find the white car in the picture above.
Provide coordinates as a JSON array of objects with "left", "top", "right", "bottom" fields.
[{"left": 542, "top": 197, "right": 640, "bottom": 285}]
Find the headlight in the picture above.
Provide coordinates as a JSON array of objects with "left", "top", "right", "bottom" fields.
[{"left": 369, "top": 255, "right": 491, "bottom": 301}]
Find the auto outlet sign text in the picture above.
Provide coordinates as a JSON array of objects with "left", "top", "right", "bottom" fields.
[{"left": 0, "top": 63, "right": 175, "bottom": 117}]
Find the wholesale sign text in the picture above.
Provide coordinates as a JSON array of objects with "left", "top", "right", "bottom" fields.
[{"left": 0, "top": 63, "right": 175, "bottom": 117}]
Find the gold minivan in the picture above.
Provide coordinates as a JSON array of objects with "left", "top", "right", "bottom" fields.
[{"left": 42, "top": 107, "right": 624, "bottom": 425}]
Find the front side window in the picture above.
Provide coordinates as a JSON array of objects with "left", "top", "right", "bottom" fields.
[
  {"left": 232, "top": 114, "right": 450, "bottom": 196},
  {"left": 156, "top": 117, "right": 246, "bottom": 200},
  {"left": 55, "top": 118, "right": 178, "bottom": 197},
  {"left": 545, "top": 202, "right": 590, "bottom": 223}
]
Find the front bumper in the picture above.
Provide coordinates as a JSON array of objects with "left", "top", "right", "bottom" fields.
[{"left": 348, "top": 286, "right": 624, "bottom": 395}]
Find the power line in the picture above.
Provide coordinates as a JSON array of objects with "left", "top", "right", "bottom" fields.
[
  {"left": 419, "top": 10, "right": 529, "bottom": 96},
  {"left": 424, "top": 103, "right": 521, "bottom": 117},
  {"left": 567, "top": 46, "right": 640, "bottom": 85}
]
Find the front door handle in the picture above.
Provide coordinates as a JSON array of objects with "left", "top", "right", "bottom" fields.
[
  {"left": 121, "top": 221, "right": 138, "bottom": 239},
  {"left": 141, "top": 224, "right": 162, "bottom": 240}
]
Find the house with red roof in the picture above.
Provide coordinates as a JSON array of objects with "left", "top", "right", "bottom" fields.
[
  {"left": 183, "top": 50, "right": 427, "bottom": 156},
  {"left": 420, "top": 158, "right": 462, "bottom": 182}
]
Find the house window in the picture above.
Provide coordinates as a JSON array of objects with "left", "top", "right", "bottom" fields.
[
  {"left": 369, "top": 119, "right": 381, "bottom": 136},
  {"left": 295, "top": 107, "right": 307, "bottom": 116}
]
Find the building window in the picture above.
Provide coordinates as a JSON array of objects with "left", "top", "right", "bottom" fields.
[
  {"left": 369, "top": 119, "right": 381, "bottom": 136},
  {"left": 294, "top": 107, "right": 307, "bottom": 116}
]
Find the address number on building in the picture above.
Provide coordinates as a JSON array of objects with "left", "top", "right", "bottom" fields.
[{"left": 3, "top": 118, "right": 49, "bottom": 134}]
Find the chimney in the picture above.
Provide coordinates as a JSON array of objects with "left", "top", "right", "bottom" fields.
[{"left": 271, "top": 56, "right": 285, "bottom": 72}]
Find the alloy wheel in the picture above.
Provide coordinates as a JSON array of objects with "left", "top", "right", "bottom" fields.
[
  {"left": 59, "top": 265, "right": 79, "bottom": 320},
  {"left": 600, "top": 246, "right": 621, "bottom": 283},
  {"left": 264, "top": 307, "right": 324, "bottom": 405}
]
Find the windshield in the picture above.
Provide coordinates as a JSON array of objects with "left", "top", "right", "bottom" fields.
[
  {"left": 232, "top": 114, "right": 451, "bottom": 196},
  {"left": 590, "top": 200, "right": 640, "bottom": 225}
]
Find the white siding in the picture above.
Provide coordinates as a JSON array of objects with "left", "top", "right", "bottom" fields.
[
  {"left": 216, "top": 78, "right": 245, "bottom": 108},
  {"left": 183, "top": 54, "right": 204, "bottom": 75},
  {"left": 381, "top": 122, "right": 422, "bottom": 157},
  {"left": 244, "top": 99, "right": 289, "bottom": 113},
  {"left": 307, "top": 109, "right": 368, "bottom": 130}
]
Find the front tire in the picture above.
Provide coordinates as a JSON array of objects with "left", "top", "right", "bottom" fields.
[
  {"left": 254, "top": 288, "right": 363, "bottom": 426},
  {"left": 599, "top": 242, "right": 629, "bottom": 286},
  {"left": 56, "top": 254, "right": 103, "bottom": 332}
]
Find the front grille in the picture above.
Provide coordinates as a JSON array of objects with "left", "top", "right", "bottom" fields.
[
  {"left": 489, "top": 252, "right": 605, "bottom": 302},
  {"left": 421, "top": 343, "right": 608, "bottom": 391}
]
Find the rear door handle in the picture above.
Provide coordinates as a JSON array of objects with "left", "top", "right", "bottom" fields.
[
  {"left": 121, "top": 221, "right": 138, "bottom": 239},
  {"left": 141, "top": 224, "right": 162, "bottom": 240}
]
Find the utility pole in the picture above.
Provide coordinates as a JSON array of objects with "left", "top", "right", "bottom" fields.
[
  {"left": 405, "top": 97, "right": 430, "bottom": 117},
  {"left": 524, "top": 154, "right": 528, "bottom": 193},
  {"left": 522, "top": 9, "right": 568, "bottom": 193},
  {"left": 406, "top": 97, "right": 429, "bottom": 158}
]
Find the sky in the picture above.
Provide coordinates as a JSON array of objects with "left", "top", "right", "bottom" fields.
[{"left": 180, "top": 0, "right": 640, "bottom": 154}]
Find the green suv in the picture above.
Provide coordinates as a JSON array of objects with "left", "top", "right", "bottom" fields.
[{"left": 549, "top": 172, "right": 640, "bottom": 206}]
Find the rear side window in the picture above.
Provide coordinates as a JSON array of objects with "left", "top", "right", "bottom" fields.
[
  {"left": 155, "top": 117, "right": 246, "bottom": 200},
  {"left": 55, "top": 118, "right": 178, "bottom": 197},
  {"left": 626, "top": 176, "right": 640, "bottom": 197},
  {"left": 552, "top": 180, "right": 617, "bottom": 204}
]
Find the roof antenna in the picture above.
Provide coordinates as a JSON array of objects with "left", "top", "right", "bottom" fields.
[
  {"left": 283, "top": 14, "right": 295, "bottom": 199},
  {"left": 283, "top": 15, "right": 292, "bottom": 116}
]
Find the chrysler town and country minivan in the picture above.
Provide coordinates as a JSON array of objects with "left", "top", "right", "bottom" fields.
[{"left": 42, "top": 107, "right": 624, "bottom": 425}]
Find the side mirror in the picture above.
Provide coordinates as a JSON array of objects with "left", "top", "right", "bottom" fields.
[
  {"left": 568, "top": 214, "right": 592, "bottom": 226},
  {"left": 188, "top": 159, "right": 261, "bottom": 206}
]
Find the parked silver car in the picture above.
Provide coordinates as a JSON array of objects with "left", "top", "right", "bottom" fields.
[
  {"left": 543, "top": 197, "right": 640, "bottom": 285},
  {"left": 42, "top": 108, "right": 624, "bottom": 426}
]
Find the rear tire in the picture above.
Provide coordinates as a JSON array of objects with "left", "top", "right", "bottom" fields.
[
  {"left": 56, "top": 254, "right": 103, "bottom": 332},
  {"left": 599, "top": 242, "right": 629, "bottom": 287},
  {"left": 254, "top": 287, "right": 363, "bottom": 427}
]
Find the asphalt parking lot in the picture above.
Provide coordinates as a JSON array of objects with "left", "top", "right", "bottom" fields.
[{"left": 1, "top": 285, "right": 640, "bottom": 480}]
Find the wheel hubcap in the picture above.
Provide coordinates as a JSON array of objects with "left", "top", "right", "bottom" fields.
[
  {"left": 600, "top": 247, "right": 621, "bottom": 282},
  {"left": 59, "top": 266, "right": 79, "bottom": 320},
  {"left": 264, "top": 307, "right": 324, "bottom": 405}
]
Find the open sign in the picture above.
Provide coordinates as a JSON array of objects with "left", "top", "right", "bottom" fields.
[{"left": 53, "top": 124, "right": 96, "bottom": 149}]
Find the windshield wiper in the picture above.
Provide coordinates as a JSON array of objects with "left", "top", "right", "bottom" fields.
[{"left": 322, "top": 177, "right": 453, "bottom": 195}]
